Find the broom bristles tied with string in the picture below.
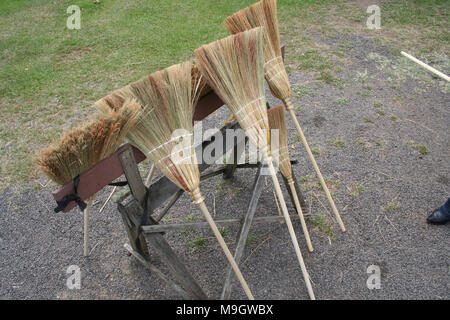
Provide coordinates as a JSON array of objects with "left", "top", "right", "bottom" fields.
[
  {"left": 224, "top": 0, "right": 291, "bottom": 100},
  {"left": 195, "top": 27, "right": 269, "bottom": 156},
  {"left": 268, "top": 105, "right": 292, "bottom": 180},
  {"left": 125, "top": 61, "right": 202, "bottom": 194}
]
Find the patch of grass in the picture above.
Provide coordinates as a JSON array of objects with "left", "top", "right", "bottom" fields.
[
  {"left": 376, "top": 110, "right": 386, "bottom": 116},
  {"left": 311, "top": 147, "right": 325, "bottom": 155},
  {"left": 299, "top": 175, "right": 311, "bottom": 183},
  {"left": 373, "top": 101, "right": 383, "bottom": 108},
  {"left": 412, "top": 144, "right": 431, "bottom": 155},
  {"left": 219, "top": 227, "right": 229, "bottom": 237},
  {"left": 184, "top": 213, "right": 197, "bottom": 223},
  {"left": 376, "top": 141, "right": 386, "bottom": 148},
  {"left": 292, "top": 85, "right": 311, "bottom": 97},
  {"left": 354, "top": 139, "right": 368, "bottom": 152},
  {"left": 348, "top": 183, "right": 366, "bottom": 198},
  {"left": 246, "top": 231, "right": 256, "bottom": 245},
  {"left": 363, "top": 85, "right": 373, "bottom": 91},
  {"left": 307, "top": 213, "right": 333, "bottom": 238},
  {"left": 332, "top": 138, "right": 345, "bottom": 149},
  {"left": 215, "top": 180, "right": 229, "bottom": 192},
  {"left": 188, "top": 235, "right": 207, "bottom": 254},
  {"left": 364, "top": 117, "right": 374, "bottom": 124},
  {"left": 316, "top": 71, "right": 343, "bottom": 87},
  {"left": 359, "top": 92, "right": 373, "bottom": 98},
  {"left": 354, "top": 69, "right": 368, "bottom": 83},
  {"left": 390, "top": 115, "right": 398, "bottom": 121},
  {"left": 334, "top": 97, "right": 347, "bottom": 105},
  {"left": 296, "top": 50, "right": 332, "bottom": 71},
  {"left": 382, "top": 200, "right": 401, "bottom": 212}
]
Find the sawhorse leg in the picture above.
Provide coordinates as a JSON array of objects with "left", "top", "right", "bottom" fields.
[
  {"left": 221, "top": 164, "right": 265, "bottom": 299},
  {"left": 118, "top": 147, "right": 207, "bottom": 300}
]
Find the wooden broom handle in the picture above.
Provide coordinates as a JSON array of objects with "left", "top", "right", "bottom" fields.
[
  {"left": 83, "top": 203, "right": 91, "bottom": 257},
  {"left": 287, "top": 178, "right": 314, "bottom": 252},
  {"left": 266, "top": 156, "right": 316, "bottom": 300},
  {"left": 196, "top": 199, "right": 254, "bottom": 300},
  {"left": 283, "top": 98, "right": 346, "bottom": 233}
]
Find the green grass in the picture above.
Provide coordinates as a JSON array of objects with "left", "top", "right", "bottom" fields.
[
  {"left": 376, "top": 110, "right": 386, "bottom": 116},
  {"left": 1, "top": 0, "right": 447, "bottom": 190},
  {"left": 364, "top": 117, "right": 374, "bottom": 124},
  {"left": 382, "top": 200, "right": 401, "bottom": 212},
  {"left": 412, "top": 144, "right": 431, "bottom": 155},
  {"left": 332, "top": 139, "right": 345, "bottom": 149},
  {"left": 296, "top": 49, "right": 331, "bottom": 71},
  {"left": 334, "top": 97, "right": 347, "bottom": 105},
  {"left": 307, "top": 213, "right": 333, "bottom": 238},
  {"left": 188, "top": 235, "right": 207, "bottom": 254},
  {"left": 1, "top": 0, "right": 339, "bottom": 190}
]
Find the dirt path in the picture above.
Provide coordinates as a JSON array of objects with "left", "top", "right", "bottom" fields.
[{"left": 0, "top": 33, "right": 448, "bottom": 300}]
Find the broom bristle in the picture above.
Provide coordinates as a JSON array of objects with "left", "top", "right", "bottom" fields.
[
  {"left": 268, "top": 105, "right": 292, "bottom": 179},
  {"left": 35, "top": 102, "right": 140, "bottom": 185},
  {"left": 195, "top": 27, "right": 269, "bottom": 152},
  {"left": 224, "top": 0, "right": 291, "bottom": 100},
  {"left": 95, "top": 65, "right": 211, "bottom": 115},
  {"left": 126, "top": 61, "right": 201, "bottom": 192}
]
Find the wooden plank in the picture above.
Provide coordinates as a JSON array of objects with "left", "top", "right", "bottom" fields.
[
  {"left": 221, "top": 165, "right": 266, "bottom": 300},
  {"left": 141, "top": 214, "right": 306, "bottom": 233},
  {"left": 52, "top": 144, "right": 145, "bottom": 213}
]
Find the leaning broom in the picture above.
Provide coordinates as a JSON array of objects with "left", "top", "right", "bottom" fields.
[
  {"left": 268, "top": 105, "right": 313, "bottom": 252},
  {"left": 195, "top": 27, "right": 315, "bottom": 300},
  {"left": 35, "top": 103, "right": 140, "bottom": 256},
  {"left": 224, "top": 0, "right": 346, "bottom": 233},
  {"left": 125, "top": 61, "right": 254, "bottom": 300}
]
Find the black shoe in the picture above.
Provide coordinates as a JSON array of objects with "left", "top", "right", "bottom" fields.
[{"left": 427, "top": 209, "right": 450, "bottom": 225}]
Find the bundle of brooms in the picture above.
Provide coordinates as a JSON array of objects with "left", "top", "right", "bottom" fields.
[
  {"left": 124, "top": 61, "right": 254, "bottom": 300},
  {"left": 268, "top": 105, "right": 313, "bottom": 252},
  {"left": 224, "top": 0, "right": 346, "bottom": 233},
  {"left": 195, "top": 27, "right": 315, "bottom": 300},
  {"left": 35, "top": 103, "right": 140, "bottom": 256},
  {"left": 94, "top": 65, "right": 213, "bottom": 206}
]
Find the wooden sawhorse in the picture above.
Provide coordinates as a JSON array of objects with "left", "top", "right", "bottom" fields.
[{"left": 115, "top": 112, "right": 308, "bottom": 299}]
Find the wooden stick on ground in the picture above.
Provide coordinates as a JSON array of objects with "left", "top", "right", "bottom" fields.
[
  {"left": 83, "top": 203, "right": 91, "bottom": 256},
  {"left": 401, "top": 51, "right": 450, "bottom": 82}
]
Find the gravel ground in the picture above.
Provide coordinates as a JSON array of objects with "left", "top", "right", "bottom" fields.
[{"left": 0, "top": 34, "right": 448, "bottom": 300}]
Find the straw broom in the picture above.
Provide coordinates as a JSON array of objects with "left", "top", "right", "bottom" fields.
[
  {"left": 35, "top": 103, "right": 140, "bottom": 256},
  {"left": 268, "top": 105, "right": 313, "bottom": 252},
  {"left": 195, "top": 27, "right": 315, "bottom": 300},
  {"left": 125, "top": 61, "right": 254, "bottom": 300},
  {"left": 224, "top": 0, "right": 346, "bottom": 233}
]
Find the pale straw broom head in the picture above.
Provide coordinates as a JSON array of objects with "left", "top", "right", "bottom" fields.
[
  {"left": 35, "top": 102, "right": 141, "bottom": 185},
  {"left": 224, "top": 0, "right": 291, "bottom": 100},
  {"left": 268, "top": 105, "right": 292, "bottom": 179},
  {"left": 94, "top": 65, "right": 211, "bottom": 115},
  {"left": 126, "top": 61, "right": 203, "bottom": 195},
  {"left": 195, "top": 27, "right": 270, "bottom": 155}
]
